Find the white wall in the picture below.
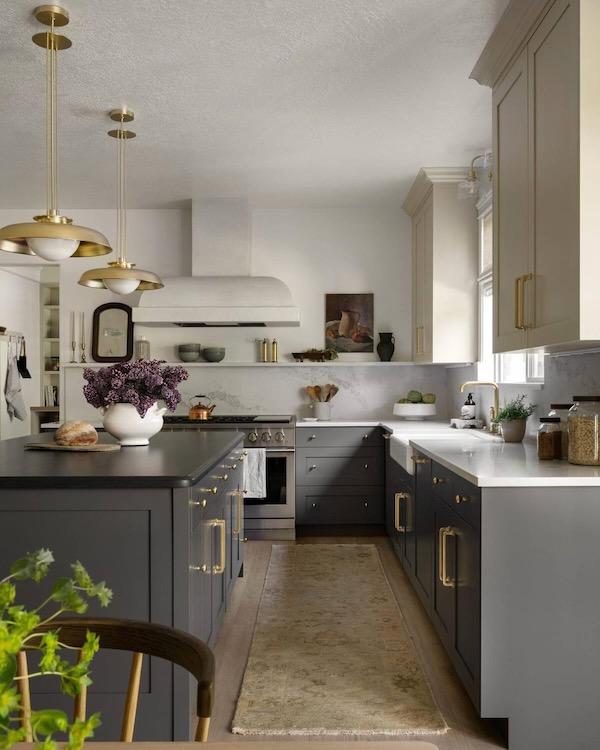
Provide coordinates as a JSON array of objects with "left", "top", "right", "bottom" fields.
[{"left": 0, "top": 266, "right": 41, "bottom": 418}]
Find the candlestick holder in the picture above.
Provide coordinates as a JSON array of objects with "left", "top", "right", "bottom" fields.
[
  {"left": 80, "top": 342, "right": 87, "bottom": 364},
  {"left": 70, "top": 341, "right": 77, "bottom": 364}
]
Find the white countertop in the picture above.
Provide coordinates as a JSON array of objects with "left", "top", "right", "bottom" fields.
[
  {"left": 295, "top": 418, "right": 453, "bottom": 432},
  {"left": 411, "top": 436, "right": 600, "bottom": 487}
]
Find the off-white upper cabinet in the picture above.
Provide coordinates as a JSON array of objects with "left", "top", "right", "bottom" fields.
[
  {"left": 475, "top": 0, "right": 600, "bottom": 352},
  {"left": 403, "top": 169, "right": 478, "bottom": 364}
]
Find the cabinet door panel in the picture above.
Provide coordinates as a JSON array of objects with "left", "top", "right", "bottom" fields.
[
  {"left": 414, "top": 457, "right": 434, "bottom": 605},
  {"left": 454, "top": 515, "right": 480, "bottom": 690},
  {"left": 413, "top": 195, "right": 433, "bottom": 362},
  {"left": 296, "top": 447, "right": 383, "bottom": 485},
  {"left": 493, "top": 50, "right": 529, "bottom": 352},
  {"left": 432, "top": 498, "right": 455, "bottom": 645},
  {"left": 528, "top": 0, "right": 579, "bottom": 347}
]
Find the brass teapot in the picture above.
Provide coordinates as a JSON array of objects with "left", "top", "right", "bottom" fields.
[{"left": 188, "top": 395, "right": 216, "bottom": 421}]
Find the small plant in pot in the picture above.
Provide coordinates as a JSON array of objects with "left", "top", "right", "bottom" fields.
[
  {"left": 0, "top": 549, "right": 112, "bottom": 750},
  {"left": 493, "top": 394, "right": 535, "bottom": 443},
  {"left": 83, "top": 360, "right": 188, "bottom": 446}
]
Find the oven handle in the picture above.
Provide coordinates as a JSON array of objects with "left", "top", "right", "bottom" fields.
[{"left": 264, "top": 448, "right": 296, "bottom": 455}]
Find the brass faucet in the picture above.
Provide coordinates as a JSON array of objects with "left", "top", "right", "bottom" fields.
[{"left": 460, "top": 381, "right": 500, "bottom": 433}]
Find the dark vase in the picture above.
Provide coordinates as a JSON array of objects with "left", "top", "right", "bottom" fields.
[{"left": 377, "top": 332, "right": 395, "bottom": 362}]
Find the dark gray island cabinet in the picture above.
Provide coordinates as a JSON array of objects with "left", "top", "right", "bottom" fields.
[
  {"left": 386, "top": 441, "right": 600, "bottom": 750},
  {"left": 0, "top": 431, "right": 245, "bottom": 741}
]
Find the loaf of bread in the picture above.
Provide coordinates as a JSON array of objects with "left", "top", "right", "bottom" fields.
[{"left": 55, "top": 421, "right": 98, "bottom": 446}]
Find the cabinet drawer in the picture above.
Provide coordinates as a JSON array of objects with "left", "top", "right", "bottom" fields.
[
  {"left": 296, "top": 447, "right": 382, "bottom": 485},
  {"left": 431, "top": 461, "right": 480, "bottom": 527},
  {"left": 296, "top": 486, "right": 384, "bottom": 525},
  {"left": 296, "top": 426, "right": 383, "bottom": 448}
]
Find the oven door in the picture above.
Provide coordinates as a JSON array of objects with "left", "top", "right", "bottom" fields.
[{"left": 243, "top": 448, "right": 295, "bottom": 519}]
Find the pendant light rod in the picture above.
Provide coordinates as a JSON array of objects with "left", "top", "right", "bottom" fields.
[{"left": 108, "top": 109, "right": 136, "bottom": 268}]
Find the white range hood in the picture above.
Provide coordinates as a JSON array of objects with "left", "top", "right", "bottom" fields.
[{"left": 132, "top": 199, "right": 300, "bottom": 327}]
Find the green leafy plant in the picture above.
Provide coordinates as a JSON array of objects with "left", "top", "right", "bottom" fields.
[
  {"left": 493, "top": 394, "right": 535, "bottom": 423},
  {"left": 0, "top": 549, "right": 112, "bottom": 750}
]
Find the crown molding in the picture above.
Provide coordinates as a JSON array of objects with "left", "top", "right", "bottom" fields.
[
  {"left": 470, "top": 0, "right": 554, "bottom": 88},
  {"left": 402, "top": 167, "right": 469, "bottom": 216}
]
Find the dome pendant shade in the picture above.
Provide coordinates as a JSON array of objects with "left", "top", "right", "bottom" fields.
[
  {"left": 78, "top": 109, "right": 163, "bottom": 295},
  {"left": 0, "top": 6, "right": 112, "bottom": 259}
]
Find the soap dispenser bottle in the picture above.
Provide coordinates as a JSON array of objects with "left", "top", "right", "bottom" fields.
[{"left": 461, "top": 393, "right": 476, "bottom": 420}]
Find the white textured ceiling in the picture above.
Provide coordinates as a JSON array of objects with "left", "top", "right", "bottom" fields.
[{"left": 0, "top": 0, "right": 507, "bottom": 208}]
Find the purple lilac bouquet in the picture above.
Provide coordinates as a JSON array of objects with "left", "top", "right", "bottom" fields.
[{"left": 83, "top": 360, "right": 188, "bottom": 417}]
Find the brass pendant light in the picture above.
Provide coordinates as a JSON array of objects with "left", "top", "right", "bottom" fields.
[
  {"left": 0, "top": 5, "right": 112, "bottom": 261},
  {"left": 78, "top": 109, "right": 163, "bottom": 294}
]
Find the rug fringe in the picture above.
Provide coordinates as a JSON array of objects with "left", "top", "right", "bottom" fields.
[{"left": 232, "top": 725, "right": 449, "bottom": 736}]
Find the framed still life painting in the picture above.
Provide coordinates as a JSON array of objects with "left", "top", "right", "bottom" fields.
[{"left": 325, "top": 293, "right": 374, "bottom": 354}]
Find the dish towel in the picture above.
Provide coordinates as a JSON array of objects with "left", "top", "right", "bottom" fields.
[
  {"left": 5, "top": 355, "right": 26, "bottom": 421},
  {"left": 243, "top": 448, "right": 267, "bottom": 498}
]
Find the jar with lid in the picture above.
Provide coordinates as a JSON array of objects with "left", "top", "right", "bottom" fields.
[
  {"left": 134, "top": 336, "right": 150, "bottom": 360},
  {"left": 537, "top": 417, "right": 562, "bottom": 460},
  {"left": 548, "top": 403, "right": 573, "bottom": 457},
  {"left": 568, "top": 397, "right": 600, "bottom": 465}
]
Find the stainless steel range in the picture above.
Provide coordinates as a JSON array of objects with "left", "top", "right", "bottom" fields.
[{"left": 163, "top": 414, "right": 296, "bottom": 540}]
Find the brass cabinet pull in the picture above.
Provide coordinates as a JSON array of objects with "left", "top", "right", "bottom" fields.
[
  {"left": 395, "top": 492, "right": 408, "bottom": 532},
  {"left": 522, "top": 272, "right": 533, "bottom": 330},
  {"left": 438, "top": 526, "right": 456, "bottom": 587},
  {"left": 432, "top": 476, "right": 444, "bottom": 486},
  {"left": 415, "top": 326, "right": 419, "bottom": 354},
  {"left": 199, "top": 486, "right": 218, "bottom": 495},
  {"left": 515, "top": 273, "right": 533, "bottom": 330},
  {"left": 382, "top": 432, "right": 392, "bottom": 440},
  {"left": 514, "top": 276, "right": 521, "bottom": 329},
  {"left": 454, "top": 494, "right": 470, "bottom": 504},
  {"left": 411, "top": 455, "right": 429, "bottom": 465},
  {"left": 214, "top": 474, "right": 229, "bottom": 481},
  {"left": 189, "top": 498, "right": 207, "bottom": 508},
  {"left": 189, "top": 564, "right": 209, "bottom": 573},
  {"left": 309, "top": 434, "right": 317, "bottom": 441},
  {"left": 210, "top": 519, "right": 226, "bottom": 574},
  {"left": 223, "top": 463, "right": 237, "bottom": 470},
  {"left": 232, "top": 491, "right": 244, "bottom": 538}
]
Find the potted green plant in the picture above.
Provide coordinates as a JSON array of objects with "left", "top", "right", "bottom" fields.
[
  {"left": 493, "top": 394, "right": 535, "bottom": 442},
  {"left": 0, "top": 549, "right": 112, "bottom": 750}
]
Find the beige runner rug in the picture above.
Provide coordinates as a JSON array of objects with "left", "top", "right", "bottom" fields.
[{"left": 232, "top": 544, "right": 447, "bottom": 736}]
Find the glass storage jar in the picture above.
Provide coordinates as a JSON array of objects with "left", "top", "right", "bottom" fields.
[
  {"left": 537, "top": 417, "right": 562, "bottom": 460},
  {"left": 548, "top": 403, "right": 573, "bottom": 458},
  {"left": 568, "top": 397, "right": 600, "bottom": 465}
]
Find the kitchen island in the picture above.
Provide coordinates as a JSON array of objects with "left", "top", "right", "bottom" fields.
[
  {"left": 387, "top": 432, "right": 600, "bottom": 750},
  {"left": 0, "top": 431, "right": 245, "bottom": 742}
]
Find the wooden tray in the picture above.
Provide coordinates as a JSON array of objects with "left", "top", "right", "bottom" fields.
[{"left": 25, "top": 442, "right": 120, "bottom": 452}]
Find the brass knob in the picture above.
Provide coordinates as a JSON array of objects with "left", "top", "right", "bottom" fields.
[
  {"left": 364, "top": 501, "right": 368, "bottom": 507},
  {"left": 199, "top": 487, "right": 218, "bottom": 495},
  {"left": 223, "top": 463, "right": 237, "bottom": 469},
  {"left": 364, "top": 463, "right": 369, "bottom": 469},
  {"left": 190, "top": 499, "right": 208, "bottom": 508},
  {"left": 241, "top": 537, "right": 248, "bottom": 542},
  {"left": 309, "top": 464, "right": 318, "bottom": 471},
  {"left": 433, "top": 476, "right": 444, "bottom": 486},
  {"left": 189, "top": 564, "right": 208, "bottom": 573},
  {"left": 214, "top": 474, "right": 229, "bottom": 481},
  {"left": 309, "top": 434, "right": 317, "bottom": 440},
  {"left": 311, "top": 502, "right": 317, "bottom": 508},
  {"left": 454, "top": 494, "right": 470, "bottom": 504}
]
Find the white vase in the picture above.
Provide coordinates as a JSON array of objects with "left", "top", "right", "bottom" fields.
[
  {"left": 101, "top": 402, "right": 167, "bottom": 446},
  {"left": 312, "top": 402, "right": 332, "bottom": 421}
]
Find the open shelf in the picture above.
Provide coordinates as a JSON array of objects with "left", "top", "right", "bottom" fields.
[{"left": 62, "top": 360, "right": 417, "bottom": 368}]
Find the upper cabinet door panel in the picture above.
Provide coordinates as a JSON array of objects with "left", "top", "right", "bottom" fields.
[
  {"left": 492, "top": 50, "right": 529, "bottom": 353},
  {"left": 527, "top": 0, "right": 579, "bottom": 347}
]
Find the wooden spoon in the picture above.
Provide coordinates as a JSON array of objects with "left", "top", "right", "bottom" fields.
[
  {"left": 327, "top": 385, "right": 339, "bottom": 402},
  {"left": 321, "top": 384, "right": 332, "bottom": 402},
  {"left": 305, "top": 386, "right": 318, "bottom": 401},
  {"left": 314, "top": 385, "right": 322, "bottom": 402}
]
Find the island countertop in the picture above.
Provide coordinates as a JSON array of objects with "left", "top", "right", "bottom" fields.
[{"left": 0, "top": 431, "right": 243, "bottom": 489}]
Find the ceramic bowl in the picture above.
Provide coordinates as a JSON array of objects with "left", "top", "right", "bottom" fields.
[
  {"left": 203, "top": 347, "right": 225, "bottom": 363},
  {"left": 178, "top": 343, "right": 201, "bottom": 351},
  {"left": 178, "top": 350, "right": 201, "bottom": 362}
]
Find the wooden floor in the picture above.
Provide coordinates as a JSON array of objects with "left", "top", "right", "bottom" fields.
[{"left": 211, "top": 533, "right": 507, "bottom": 750}]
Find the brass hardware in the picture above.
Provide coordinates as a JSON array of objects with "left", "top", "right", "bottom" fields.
[
  {"left": 309, "top": 434, "right": 317, "bottom": 440},
  {"left": 238, "top": 491, "right": 244, "bottom": 540},
  {"left": 460, "top": 380, "right": 500, "bottom": 433},
  {"left": 438, "top": 526, "right": 456, "bottom": 587},
  {"left": 514, "top": 276, "right": 521, "bottom": 329},
  {"left": 238, "top": 456, "right": 245, "bottom": 462},
  {"left": 78, "top": 109, "right": 163, "bottom": 291},
  {"left": 382, "top": 433, "right": 392, "bottom": 440},
  {"left": 395, "top": 492, "right": 408, "bottom": 532},
  {"left": 309, "top": 464, "right": 318, "bottom": 471},
  {"left": 311, "top": 502, "right": 317, "bottom": 508},
  {"left": 210, "top": 519, "right": 226, "bottom": 574},
  {"left": 411, "top": 455, "right": 429, "bottom": 465},
  {"left": 241, "top": 538, "right": 248, "bottom": 543},
  {"left": 362, "top": 434, "right": 369, "bottom": 440},
  {"left": 199, "top": 487, "right": 218, "bottom": 495},
  {"left": 415, "top": 326, "right": 420, "bottom": 354},
  {"left": 432, "top": 476, "right": 444, "bottom": 486},
  {"left": 522, "top": 272, "right": 533, "bottom": 330},
  {"left": 214, "top": 474, "right": 229, "bottom": 481},
  {"left": 223, "top": 464, "right": 237, "bottom": 470},
  {"left": 454, "top": 494, "right": 469, "bottom": 504},
  {"left": 364, "top": 501, "right": 369, "bottom": 508},
  {"left": 189, "top": 564, "right": 208, "bottom": 573},
  {"left": 364, "top": 463, "right": 369, "bottom": 469},
  {"left": 0, "top": 7, "right": 112, "bottom": 259},
  {"left": 189, "top": 499, "right": 206, "bottom": 508}
]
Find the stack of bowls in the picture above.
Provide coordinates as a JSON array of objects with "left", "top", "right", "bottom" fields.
[{"left": 177, "top": 343, "right": 201, "bottom": 362}]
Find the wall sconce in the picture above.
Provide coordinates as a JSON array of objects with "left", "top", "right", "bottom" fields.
[{"left": 457, "top": 151, "right": 493, "bottom": 200}]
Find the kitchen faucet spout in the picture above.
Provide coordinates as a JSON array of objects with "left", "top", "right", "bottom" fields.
[{"left": 460, "top": 380, "right": 500, "bottom": 433}]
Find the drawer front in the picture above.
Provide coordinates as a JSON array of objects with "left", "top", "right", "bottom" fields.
[
  {"left": 431, "top": 461, "right": 480, "bottom": 527},
  {"left": 296, "top": 486, "right": 384, "bottom": 525},
  {"left": 296, "top": 426, "right": 383, "bottom": 448},
  {"left": 296, "top": 447, "right": 382, "bottom": 485}
]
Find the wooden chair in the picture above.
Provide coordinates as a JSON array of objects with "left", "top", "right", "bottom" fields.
[{"left": 16, "top": 617, "right": 215, "bottom": 742}]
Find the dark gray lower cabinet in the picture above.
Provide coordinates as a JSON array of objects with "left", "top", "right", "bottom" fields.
[
  {"left": 296, "top": 427, "right": 384, "bottom": 526},
  {"left": 0, "top": 438, "right": 245, "bottom": 742},
  {"left": 386, "top": 447, "right": 481, "bottom": 710}
]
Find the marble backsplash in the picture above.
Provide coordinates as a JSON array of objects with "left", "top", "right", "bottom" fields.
[
  {"left": 62, "top": 363, "right": 449, "bottom": 423},
  {"left": 446, "top": 351, "right": 600, "bottom": 435}
]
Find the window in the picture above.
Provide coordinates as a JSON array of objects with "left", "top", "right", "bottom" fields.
[{"left": 476, "top": 192, "right": 544, "bottom": 385}]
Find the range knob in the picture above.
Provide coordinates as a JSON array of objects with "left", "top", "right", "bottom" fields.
[
  {"left": 248, "top": 430, "right": 259, "bottom": 443},
  {"left": 274, "top": 430, "right": 286, "bottom": 443},
  {"left": 261, "top": 430, "right": 272, "bottom": 443}
]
